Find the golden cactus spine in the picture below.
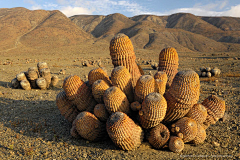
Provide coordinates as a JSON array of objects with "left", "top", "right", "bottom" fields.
[
  {"left": 158, "top": 47, "right": 179, "bottom": 88},
  {"left": 111, "top": 66, "right": 134, "bottom": 102},
  {"left": 154, "top": 79, "right": 166, "bottom": 95},
  {"left": 73, "top": 81, "right": 97, "bottom": 112},
  {"left": 139, "top": 92, "right": 167, "bottom": 129},
  {"left": 147, "top": 123, "right": 170, "bottom": 149},
  {"left": 103, "top": 86, "right": 130, "bottom": 115},
  {"left": 163, "top": 69, "right": 200, "bottom": 123},
  {"left": 171, "top": 117, "right": 198, "bottom": 143},
  {"left": 185, "top": 104, "right": 208, "bottom": 125},
  {"left": 92, "top": 79, "right": 110, "bottom": 104},
  {"left": 93, "top": 104, "right": 109, "bottom": 122},
  {"left": 74, "top": 111, "right": 106, "bottom": 141},
  {"left": 88, "top": 67, "right": 112, "bottom": 86},
  {"left": 27, "top": 67, "right": 39, "bottom": 89},
  {"left": 63, "top": 75, "right": 83, "bottom": 100},
  {"left": 134, "top": 75, "right": 155, "bottom": 103},
  {"left": 56, "top": 91, "right": 79, "bottom": 123},
  {"left": 168, "top": 136, "right": 184, "bottom": 153},
  {"left": 201, "top": 95, "right": 225, "bottom": 128},
  {"left": 191, "top": 123, "right": 206, "bottom": 145},
  {"left": 109, "top": 33, "right": 141, "bottom": 88},
  {"left": 154, "top": 71, "right": 167, "bottom": 95},
  {"left": 106, "top": 112, "right": 144, "bottom": 151},
  {"left": 37, "top": 62, "right": 48, "bottom": 73},
  {"left": 63, "top": 75, "right": 96, "bottom": 111}
]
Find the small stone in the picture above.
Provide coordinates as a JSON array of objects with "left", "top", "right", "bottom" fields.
[
  {"left": 148, "top": 71, "right": 154, "bottom": 76},
  {"left": 212, "top": 141, "right": 220, "bottom": 147},
  {"left": 222, "top": 113, "right": 229, "bottom": 122},
  {"left": 151, "top": 63, "right": 158, "bottom": 70},
  {"left": 59, "top": 69, "right": 66, "bottom": 75},
  {"left": 83, "top": 153, "right": 87, "bottom": 158}
]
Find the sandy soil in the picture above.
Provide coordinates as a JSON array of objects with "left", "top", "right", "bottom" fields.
[{"left": 0, "top": 45, "right": 239, "bottom": 159}]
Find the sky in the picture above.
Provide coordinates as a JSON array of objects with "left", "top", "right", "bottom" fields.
[{"left": 1, "top": 0, "right": 240, "bottom": 17}]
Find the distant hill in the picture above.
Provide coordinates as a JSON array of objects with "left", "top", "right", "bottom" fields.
[
  {"left": 0, "top": 7, "right": 240, "bottom": 53},
  {"left": 0, "top": 7, "right": 91, "bottom": 52},
  {"left": 71, "top": 12, "right": 240, "bottom": 52}
]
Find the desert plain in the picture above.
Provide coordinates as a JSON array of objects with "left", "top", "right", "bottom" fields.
[{"left": 0, "top": 7, "right": 240, "bottom": 159}]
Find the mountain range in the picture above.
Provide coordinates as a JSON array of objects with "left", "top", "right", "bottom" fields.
[{"left": 1, "top": 7, "right": 240, "bottom": 53}]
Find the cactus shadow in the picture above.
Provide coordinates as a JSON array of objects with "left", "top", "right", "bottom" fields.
[
  {"left": 0, "top": 97, "right": 117, "bottom": 150},
  {"left": 0, "top": 81, "right": 11, "bottom": 88}
]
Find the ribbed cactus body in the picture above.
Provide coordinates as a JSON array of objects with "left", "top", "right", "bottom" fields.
[
  {"left": 88, "top": 67, "right": 112, "bottom": 86},
  {"left": 139, "top": 92, "right": 167, "bottom": 129},
  {"left": 147, "top": 123, "right": 170, "bottom": 149},
  {"left": 109, "top": 33, "right": 141, "bottom": 88},
  {"left": 134, "top": 75, "right": 155, "bottom": 103},
  {"left": 56, "top": 91, "right": 79, "bottom": 123},
  {"left": 164, "top": 70, "right": 200, "bottom": 122},
  {"left": 169, "top": 136, "right": 184, "bottom": 153},
  {"left": 171, "top": 117, "right": 198, "bottom": 143},
  {"left": 92, "top": 79, "right": 110, "bottom": 104},
  {"left": 103, "top": 86, "right": 130, "bottom": 115},
  {"left": 75, "top": 111, "right": 106, "bottom": 141},
  {"left": 111, "top": 66, "right": 134, "bottom": 103},
  {"left": 158, "top": 47, "right": 179, "bottom": 88},
  {"left": 201, "top": 95, "right": 225, "bottom": 129},
  {"left": 106, "top": 112, "right": 144, "bottom": 151}
]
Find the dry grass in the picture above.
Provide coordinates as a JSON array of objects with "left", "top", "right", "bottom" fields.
[
  {"left": 200, "top": 76, "right": 219, "bottom": 82},
  {"left": 222, "top": 72, "right": 240, "bottom": 77}
]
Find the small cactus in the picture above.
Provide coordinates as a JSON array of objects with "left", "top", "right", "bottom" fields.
[
  {"left": 20, "top": 79, "right": 31, "bottom": 90},
  {"left": 169, "top": 136, "right": 184, "bottom": 153}
]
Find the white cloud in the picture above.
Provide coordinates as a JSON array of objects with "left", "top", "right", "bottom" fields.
[
  {"left": 43, "top": 3, "right": 58, "bottom": 8},
  {"left": 163, "top": 8, "right": 223, "bottom": 17},
  {"left": 161, "top": 3, "right": 240, "bottom": 17},
  {"left": 31, "top": 4, "right": 42, "bottom": 10},
  {"left": 193, "top": 0, "right": 229, "bottom": 11},
  {"left": 56, "top": 0, "right": 69, "bottom": 5},
  {"left": 24, "top": 0, "right": 42, "bottom": 10},
  {"left": 221, "top": 4, "right": 240, "bottom": 17},
  {"left": 54, "top": 0, "right": 147, "bottom": 16},
  {"left": 219, "top": 0, "right": 228, "bottom": 10},
  {"left": 24, "top": 0, "right": 36, "bottom": 5},
  {"left": 140, "top": 0, "right": 240, "bottom": 17},
  {"left": 61, "top": 6, "right": 93, "bottom": 17},
  {"left": 24, "top": 0, "right": 240, "bottom": 18}
]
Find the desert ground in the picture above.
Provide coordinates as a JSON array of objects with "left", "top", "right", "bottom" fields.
[{"left": 0, "top": 42, "right": 239, "bottom": 159}]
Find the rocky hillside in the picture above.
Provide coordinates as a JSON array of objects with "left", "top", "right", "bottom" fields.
[
  {"left": 0, "top": 7, "right": 92, "bottom": 52},
  {"left": 0, "top": 7, "right": 240, "bottom": 53},
  {"left": 71, "top": 13, "right": 240, "bottom": 52}
]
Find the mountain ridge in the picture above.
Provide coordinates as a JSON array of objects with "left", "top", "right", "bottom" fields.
[{"left": 1, "top": 7, "right": 240, "bottom": 53}]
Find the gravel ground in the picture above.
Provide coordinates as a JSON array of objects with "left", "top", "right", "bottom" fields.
[{"left": 0, "top": 48, "right": 239, "bottom": 159}]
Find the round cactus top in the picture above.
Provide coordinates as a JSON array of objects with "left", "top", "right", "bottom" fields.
[{"left": 159, "top": 47, "right": 179, "bottom": 62}]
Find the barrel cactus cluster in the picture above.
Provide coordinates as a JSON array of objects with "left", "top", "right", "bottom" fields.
[
  {"left": 56, "top": 33, "right": 225, "bottom": 152},
  {"left": 11, "top": 62, "right": 59, "bottom": 90},
  {"left": 199, "top": 67, "right": 221, "bottom": 78}
]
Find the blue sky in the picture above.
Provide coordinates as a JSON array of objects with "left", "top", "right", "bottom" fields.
[{"left": 1, "top": 0, "right": 240, "bottom": 17}]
